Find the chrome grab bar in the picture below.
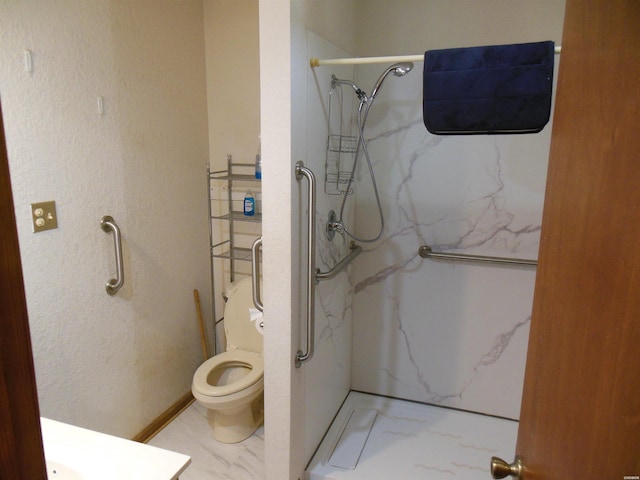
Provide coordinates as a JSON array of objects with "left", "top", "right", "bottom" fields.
[
  {"left": 418, "top": 245, "right": 537, "bottom": 267},
  {"left": 295, "top": 161, "right": 316, "bottom": 368},
  {"left": 100, "top": 216, "right": 124, "bottom": 295},
  {"left": 251, "top": 236, "right": 263, "bottom": 312},
  {"left": 315, "top": 242, "right": 362, "bottom": 283}
]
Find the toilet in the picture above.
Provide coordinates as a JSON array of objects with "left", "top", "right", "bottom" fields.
[{"left": 191, "top": 278, "right": 264, "bottom": 443}]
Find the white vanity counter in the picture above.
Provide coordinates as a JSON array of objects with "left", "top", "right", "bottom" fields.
[{"left": 41, "top": 417, "right": 190, "bottom": 480}]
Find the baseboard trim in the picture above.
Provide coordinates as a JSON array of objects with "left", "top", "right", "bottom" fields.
[{"left": 132, "top": 392, "right": 195, "bottom": 444}]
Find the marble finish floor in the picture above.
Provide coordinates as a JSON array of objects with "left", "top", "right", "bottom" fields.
[
  {"left": 148, "top": 392, "right": 517, "bottom": 480},
  {"left": 147, "top": 401, "right": 263, "bottom": 479},
  {"left": 306, "top": 391, "right": 518, "bottom": 480}
]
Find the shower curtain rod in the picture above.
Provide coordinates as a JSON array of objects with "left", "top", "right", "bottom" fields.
[{"left": 309, "top": 46, "right": 561, "bottom": 68}]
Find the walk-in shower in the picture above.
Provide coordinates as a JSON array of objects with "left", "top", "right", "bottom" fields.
[{"left": 327, "top": 62, "right": 413, "bottom": 243}]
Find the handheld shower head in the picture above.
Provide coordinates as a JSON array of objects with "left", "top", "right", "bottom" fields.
[
  {"left": 370, "top": 62, "right": 414, "bottom": 100},
  {"left": 391, "top": 62, "right": 414, "bottom": 77},
  {"left": 329, "top": 62, "right": 413, "bottom": 243}
]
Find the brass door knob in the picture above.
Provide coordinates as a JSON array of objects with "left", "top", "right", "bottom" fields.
[{"left": 491, "top": 455, "right": 524, "bottom": 479}]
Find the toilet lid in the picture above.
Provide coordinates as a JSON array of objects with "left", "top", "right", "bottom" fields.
[
  {"left": 224, "top": 277, "right": 263, "bottom": 353},
  {"left": 193, "top": 350, "right": 264, "bottom": 397}
]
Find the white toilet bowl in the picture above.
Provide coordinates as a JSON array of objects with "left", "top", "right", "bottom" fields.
[{"left": 192, "top": 278, "right": 264, "bottom": 443}]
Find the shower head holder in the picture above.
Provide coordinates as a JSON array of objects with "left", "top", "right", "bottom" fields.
[{"left": 326, "top": 210, "right": 342, "bottom": 241}]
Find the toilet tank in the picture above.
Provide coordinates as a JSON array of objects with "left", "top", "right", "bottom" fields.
[{"left": 223, "top": 277, "right": 263, "bottom": 354}]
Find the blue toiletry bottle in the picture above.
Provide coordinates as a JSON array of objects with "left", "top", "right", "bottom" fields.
[
  {"left": 244, "top": 190, "right": 255, "bottom": 216},
  {"left": 255, "top": 153, "right": 262, "bottom": 179},
  {"left": 255, "top": 139, "right": 262, "bottom": 179}
]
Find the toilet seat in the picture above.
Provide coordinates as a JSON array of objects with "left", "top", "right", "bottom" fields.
[
  {"left": 192, "top": 350, "right": 263, "bottom": 398},
  {"left": 190, "top": 278, "right": 264, "bottom": 443}
]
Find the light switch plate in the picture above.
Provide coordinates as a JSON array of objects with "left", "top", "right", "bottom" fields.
[{"left": 31, "top": 200, "right": 58, "bottom": 232}]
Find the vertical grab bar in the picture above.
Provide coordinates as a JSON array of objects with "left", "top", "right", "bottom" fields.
[
  {"left": 100, "top": 215, "right": 124, "bottom": 295},
  {"left": 295, "top": 161, "right": 316, "bottom": 367},
  {"left": 251, "top": 236, "right": 263, "bottom": 312}
]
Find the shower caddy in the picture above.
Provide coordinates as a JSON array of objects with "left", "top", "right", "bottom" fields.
[
  {"left": 208, "top": 154, "right": 262, "bottom": 352},
  {"left": 325, "top": 78, "right": 357, "bottom": 196}
]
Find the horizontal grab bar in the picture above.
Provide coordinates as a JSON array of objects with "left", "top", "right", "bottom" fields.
[
  {"left": 418, "top": 245, "right": 537, "bottom": 267},
  {"left": 316, "top": 242, "right": 362, "bottom": 283}
]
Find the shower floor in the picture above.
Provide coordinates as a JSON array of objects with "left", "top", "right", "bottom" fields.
[
  {"left": 148, "top": 391, "right": 517, "bottom": 479},
  {"left": 305, "top": 391, "right": 518, "bottom": 480}
]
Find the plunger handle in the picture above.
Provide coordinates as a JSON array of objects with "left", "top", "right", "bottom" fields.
[{"left": 193, "top": 289, "right": 208, "bottom": 361}]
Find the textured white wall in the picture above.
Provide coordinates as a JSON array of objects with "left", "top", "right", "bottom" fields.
[
  {"left": 293, "top": 0, "right": 358, "bottom": 55},
  {"left": 203, "top": 0, "right": 261, "bottom": 349},
  {"left": 0, "top": 1, "right": 210, "bottom": 438},
  {"left": 354, "top": 0, "right": 566, "bottom": 55},
  {"left": 204, "top": 0, "right": 260, "bottom": 168},
  {"left": 259, "top": 1, "right": 299, "bottom": 478}
]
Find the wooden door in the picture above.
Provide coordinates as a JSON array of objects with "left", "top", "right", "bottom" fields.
[
  {"left": 0, "top": 105, "right": 47, "bottom": 476},
  {"left": 513, "top": 0, "right": 640, "bottom": 478}
]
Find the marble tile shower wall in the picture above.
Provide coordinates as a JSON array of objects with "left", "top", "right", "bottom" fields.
[
  {"left": 349, "top": 63, "right": 555, "bottom": 419},
  {"left": 299, "top": 31, "right": 358, "bottom": 459}
]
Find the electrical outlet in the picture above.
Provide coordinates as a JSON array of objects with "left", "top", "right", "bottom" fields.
[{"left": 31, "top": 200, "right": 58, "bottom": 233}]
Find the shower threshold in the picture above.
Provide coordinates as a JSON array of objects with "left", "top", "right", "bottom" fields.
[{"left": 305, "top": 391, "right": 518, "bottom": 480}]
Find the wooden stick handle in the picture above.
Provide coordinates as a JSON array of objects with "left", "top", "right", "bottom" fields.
[{"left": 193, "top": 289, "right": 208, "bottom": 360}]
